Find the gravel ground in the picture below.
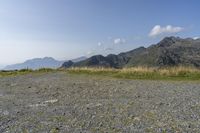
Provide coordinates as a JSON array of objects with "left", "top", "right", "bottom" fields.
[{"left": 1, "top": 72, "right": 200, "bottom": 133}]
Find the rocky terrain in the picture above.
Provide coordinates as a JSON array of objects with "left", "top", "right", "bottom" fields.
[
  {"left": 62, "top": 36, "right": 200, "bottom": 68},
  {"left": 1, "top": 72, "right": 200, "bottom": 132}
]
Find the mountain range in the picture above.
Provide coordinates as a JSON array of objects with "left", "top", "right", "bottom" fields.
[
  {"left": 62, "top": 36, "right": 200, "bottom": 68},
  {"left": 4, "top": 56, "right": 87, "bottom": 70},
  {"left": 4, "top": 36, "right": 200, "bottom": 70}
]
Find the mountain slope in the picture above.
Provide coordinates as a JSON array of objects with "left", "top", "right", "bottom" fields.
[
  {"left": 62, "top": 36, "right": 200, "bottom": 68},
  {"left": 4, "top": 57, "right": 64, "bottom": 70},
  {"left": 4, "top": 56, "right": 87, "bottom": 70}
]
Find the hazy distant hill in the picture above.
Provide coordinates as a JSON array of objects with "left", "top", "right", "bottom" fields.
[
  {"left": 62, "top": 36, "right": 200, "bottom": 68},
  {"left": 4, "top": 56, "right": 87, "bottom": 70}
]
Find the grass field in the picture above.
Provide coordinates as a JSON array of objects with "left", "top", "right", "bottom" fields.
[
  {"left": 66, "top": 66, "right": 200, "bottom": 81},
  {"left": 1, "top": 66, "right": 200, "bottom": 80}
]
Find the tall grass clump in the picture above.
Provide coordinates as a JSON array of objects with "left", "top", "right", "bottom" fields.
[
  {"left": 67, "top": 67, "right": 118, "bottom": 75},
  {"left": 116, "top": 67, "right": 157, "bottom": 79},
  {"left": 158, "top": 66, "right": 200, "bottom": 76}
]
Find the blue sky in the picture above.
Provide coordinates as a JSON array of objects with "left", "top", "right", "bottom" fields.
[{"left": 0, "top": 0, "right": 200, "bottom": 66}]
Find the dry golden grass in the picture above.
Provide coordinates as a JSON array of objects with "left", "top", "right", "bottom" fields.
[
  {"left": 69, "top": 67, "right": 117, "bottom": 72},
  {"left": 68, "top": 66, "right": 200, "bottom": 74},
  {"left": 121, "top": 66, "right": 156, "bottom": 73},
  {"left": 158, "top": 66, "right": 200, "bottom": 76}
]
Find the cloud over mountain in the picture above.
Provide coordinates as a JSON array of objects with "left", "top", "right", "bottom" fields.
[
  {"left": 113, "top": 38, "right": 126, "bottom": 44},
  {"left": 149, "top": 25, "right": 184, "bottom": 37}
]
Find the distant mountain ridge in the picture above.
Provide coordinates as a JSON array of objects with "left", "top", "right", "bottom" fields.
[
  {"left": 62, "top": 36, "right": 200, "bottom": 68},
  {"left": 4, "top": 56, "right": 87, "bottom": 70}
]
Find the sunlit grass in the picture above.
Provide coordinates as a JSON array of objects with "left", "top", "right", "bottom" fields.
[
  {"left": 66, "top": 66, "right": 200, "bottom": 80},
  {"left": 1, "top": 66, "right": 200, "bottom": 80}
]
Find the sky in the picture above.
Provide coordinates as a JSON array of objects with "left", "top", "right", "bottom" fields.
[{"left": 0, "top": 0, "right": 200, "bottom": 67}]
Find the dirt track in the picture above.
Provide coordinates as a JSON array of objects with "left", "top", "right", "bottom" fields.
[{"left": 1, "top": 72, "right": 200, "bottom": 132}]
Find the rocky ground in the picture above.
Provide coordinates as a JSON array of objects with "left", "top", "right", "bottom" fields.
[{"left": 1, "top": 72, "right": 200, "bottom": 133}]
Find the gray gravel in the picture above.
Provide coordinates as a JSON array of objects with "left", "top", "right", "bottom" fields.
[{"left": 1, "top": 72, "right": 200, "bottom": 133}]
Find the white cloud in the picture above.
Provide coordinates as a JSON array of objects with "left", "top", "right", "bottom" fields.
[
  {"left": 149, "top": 25, "right": 184, "bottom": 37},
  {"left": 113, "top": 38, "right": 126, "bottom": 44},
  {"left": 193, "top": 37, "right": 199, "bottom": 40},
  {"left": 98, "top": 42, "right": 102, "bottom": 46}
]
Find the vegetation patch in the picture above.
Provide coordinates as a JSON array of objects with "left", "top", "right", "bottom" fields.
[
  {"left": 66, "top": 66, "right": 200, "bottom": 81},
  {"left": 0, "top": 68, "right": 55, "bottom": 77},
  {"left": 1, "top": 66, "right": 200, "bottom": 80}
]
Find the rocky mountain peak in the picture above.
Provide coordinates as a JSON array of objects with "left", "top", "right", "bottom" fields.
[{"left": 157, "top": 36, "right": 181, "bottom": 47}]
